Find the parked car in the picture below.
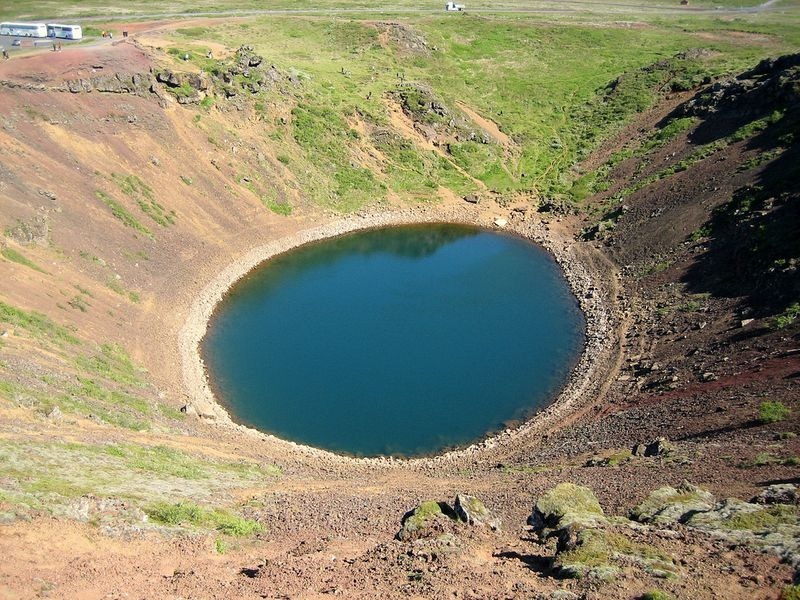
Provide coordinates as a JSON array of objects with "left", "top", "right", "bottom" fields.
[{"left": 12, "top": 39, "right": 21, "bottom": 46}]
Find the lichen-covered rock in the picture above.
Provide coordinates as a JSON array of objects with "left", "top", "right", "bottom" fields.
[
  {"left": 683, "top": 498, "right": 800, "bottom": 574},
  {"left": 752, "top": 484, "right": 799, "bottom": 506},
  {"left": 630, "top": 482, "right": 715, "bottom": 525},
  {"left": 528, "top": 483, "right": 606, "bottom": 542},
  {"left": 453, "top": 494, "right": 501, "bottom": 531},
  {"left": 397, "top": 500, "right": 456, "bottom": 541},
  {"left": 552, "top": 527, "right": 618, "bottom": 580}
]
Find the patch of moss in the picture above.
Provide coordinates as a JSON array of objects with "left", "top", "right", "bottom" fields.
[
  {"left": 95, "top": 191, "right": 153, "bottom": 239},
  {"left": 535, "top": 483, "right": 605, "bottom": 531},
  {"left": 723, "top": 505, "right": 797, "bottom": 531},
  {"left": 759, "top": 401, "right": 790, "bottom": 424},
  {"left": 630, "top": 483, "right": 714, "bottom": 524}
]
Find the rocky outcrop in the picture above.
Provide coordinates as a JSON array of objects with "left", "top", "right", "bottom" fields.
[
  {"left": 375, "top": 22, "right": 431, "bottom": 56},
  {"left": 397, "top": 500, "right": 456, "bottom": 541},
  {"left": 528, "top": 483, "right": 607, "bottom": 543},
  {"left": 392, "top": 84, "right": 492, "bottom": 146},
  {"left": 528, "top": 484, "right": 678, "bottom": 581},
  {"left": 398, "top": 494, "right": 500, "bottom": 540},
  {"left": 632, "top": 482, "right": 800, "bottom": 575},
  {"left": 752, "top": 484, "right": 799, "bottom": 506},
  {"left": 632, "top": 437, "right": 674, "bottom": 458},
  {"left": 66, "top": 72, "right": 154, "bottom": 95},
  {"left": 453, "top": 494, "right": 501, "bottom": 530},
  {"left": 629, "top": 481, "right": 715, "bottom": 525},
  {"left": 680, "top": 53, "right": 800, "bottom": 119}
]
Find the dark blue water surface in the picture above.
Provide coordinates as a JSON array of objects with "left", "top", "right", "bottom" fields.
[{"left": 203, "top": 224, "right": 585, "bottom": 457}]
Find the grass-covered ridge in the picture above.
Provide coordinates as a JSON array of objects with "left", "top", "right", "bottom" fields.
[{"left": 162, "top": 12, "right": 798, "bottom": 211}]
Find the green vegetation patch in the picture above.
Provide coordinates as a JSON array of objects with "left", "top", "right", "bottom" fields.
[
  {"left": 146, "top": 501, "right": 263, "bottom": 536},
  {"left": 292, "top": 102, "right": 385, "bottom": 210},
  {"left": 74, "top": 343, "right": 145, "bottom": 387},
  {"left": 0, "top": 439, "right": 280, "bottom": 517},
  {"left": 759, "top": 401, "right": 791, "bottom": 424},
  {"left": 641, "top": 591, "right": 675, "bottom": 600},
  {"left": 722, "top": 504, "right": 798, "bottom": 531},
  {"left": 773, "top": 303, "right": 800, "bottom": 330},
  {"left": 0, "top": 300, "right": 79, "bottom": 346},
  {"left": 1, "top": 247, "right": 48, "bottom": 274},
  {"left": 96, "top": 190, "right": 153, "bottom": 238},
  {"left": 556, "top": 528, "right": 677, "bottom": 580},
  {"left": 112, "top": 173, "right": 175, "bottom": 227}
]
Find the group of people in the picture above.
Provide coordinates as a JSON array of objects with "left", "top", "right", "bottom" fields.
[
  {"left": 51, "top": 41, "right": 62, "bottom": 52},
  {"left": 1, "top": 48, "right": 8, "bottom": 60}
]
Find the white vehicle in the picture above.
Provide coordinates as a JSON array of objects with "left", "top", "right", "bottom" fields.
[
  {"left": 46, "top": 24, "right": 82, "bottom": 40},
  {"left": 445, "top": 2, "right": 465, "bottom": 10},
  {"left": 0, "top": 22, "right": 48, "bottom": 37}
]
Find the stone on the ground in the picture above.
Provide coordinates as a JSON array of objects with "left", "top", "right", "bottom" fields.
[
  {"left": 630, "top": 481, "right": 715, "bottom": 525},
  {"left": 632, "top": 437, "right": 674, "bottom": 457},
  {"left": 453, "top": 494, "right": 501, "bottom": 530},
  {"left": 397, "top": 500, "right": 456, "bottom": 541},
  {"left": 528, "top": 483, "right": 606, "bottom": 542},
  {"left": 752, "top": 484, "right": 798, "bottom": 506},
  {"left": 46, "top": 406, "right": 62, "bottom": 421}
]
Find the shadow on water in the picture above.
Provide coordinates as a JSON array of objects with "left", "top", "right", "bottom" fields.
[{"left": 226, "top": 223, "right": 480, "bottom": 303}]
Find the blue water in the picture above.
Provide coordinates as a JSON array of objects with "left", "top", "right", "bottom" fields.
[{"left": 202, "top": 224, "right": 585, "bottom": 457}]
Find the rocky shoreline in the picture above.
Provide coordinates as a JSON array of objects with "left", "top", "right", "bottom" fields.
[{"left": 177, "top": 202, "right": 623, "bottom": 469}]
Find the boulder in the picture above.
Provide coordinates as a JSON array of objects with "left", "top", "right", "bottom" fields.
[
  {"left": 630, "top": 481, "right": 715, "bottom": 525},
  {"left": 45, "top": 406, "right": 63, "bottom": 421},
  {"left": 453, "top": 494, "right": 501, "bottom": 531},
  {"left": 528, "top": 483, "right": 606, "bottom": 543},
  {"left": 752, "top": 484, "right": 799, "bottom": 506},
  {"left": 632, "top": 437, "right": 674, "bottom": 457},
  {"left": 397, "top": 500, "right": 457, "bottom": 541},
  {"left": 463, "top": 194, "right": 480, "bottom": 204}
]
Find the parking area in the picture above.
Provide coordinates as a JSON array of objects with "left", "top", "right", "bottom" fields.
[{"left": 0, "top": 33, "right": 82, "bottom": 55}]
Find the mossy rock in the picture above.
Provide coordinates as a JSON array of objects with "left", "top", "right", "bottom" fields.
[
  {"left": 397, "top": 500, "right": 457, "bottom": 541},
  {"left": 686, "top": 498, "right": 798, "bottom": 531},
  {"left": 529, "top": 483, "right": 606, "bottom": 541},
  {"left": 630, "top": 482, "right": 714, "bottom": 525},
  {"left": 453, "top": 494, "right": 501, "bottom": 531},
  {"left": 555, "top": 526, "right": 678, "bottom": 581}
]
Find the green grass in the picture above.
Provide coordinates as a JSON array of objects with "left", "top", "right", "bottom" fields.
[
  {"left": 1, "top": 247, "right": 48, "bottom": 274},
  {"left": 96, "top": 191, "right": 153, "bottom": 238},
  {"left": 112, "top": 173, "right": 176, "bottom": 227},
  {"left": 782, "top": 585, "right": 800, "bottom": 600},
  {"left": 145, "top": 501, "right": 263, "bottom": 536},
  {"left": 759, "top": 401, "right": 791, "bottom": 424},
  {"left": 773, "top": 303, "right": 800, "bottom": 330},
  {"left": 106, "top": 278, "right": 141, "bottom": 303},
  {"left": 74, "top": 343, "right": 145, "bottom": 387},
  {"left": 641, "top": 592, "right": 675, "bottom": 600},
  {"left": 0, "top": 300, "right": 80, "bottom": 346}
]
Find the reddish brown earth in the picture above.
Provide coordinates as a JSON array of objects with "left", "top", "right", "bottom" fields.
[{"left": 0, "top": 30, "right": 797, "bottom": 600}]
